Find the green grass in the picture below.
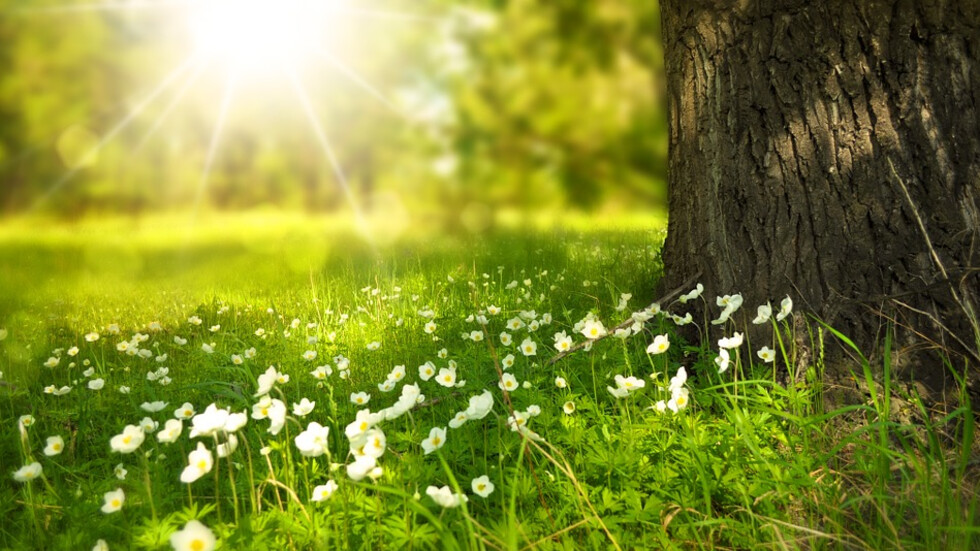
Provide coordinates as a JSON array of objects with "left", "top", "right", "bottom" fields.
[{"left": 0, "top": 213, "right": 975, "bottom": 550}]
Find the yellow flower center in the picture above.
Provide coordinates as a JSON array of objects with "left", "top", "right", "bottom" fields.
[
  {"left": 191, "top": 539, "right": 206, "bottom": 551},
  {"left": 198, "top": 460, "right": 208, "bottom": 470},
  {"left": 122, "top": 436, "right": 132, "bottom": 444},
  {"left": 261, "top": 408, "right": 269, "bottom": 416},
  {"left": 443, "top": 376, "right": 452, "bottom": 383},
  {"left": 477, "top": 484, "right": 485, "bottom": 491},
  {"left": 53, "top": 443, "right": 62, "bottom": 451},
  {"left": 111, "top": 499, "right": 120, "bottom": 508},
  {"left": 432, "top": 437, "right": 441, "bottom": 446},
  {"left": 359, "top": 422, "right": 368, "bottom": 431}
]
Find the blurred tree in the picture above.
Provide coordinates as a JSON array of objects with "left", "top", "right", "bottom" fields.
[{"left": 658, "top": 0, "right": 980, "bottom": 371}]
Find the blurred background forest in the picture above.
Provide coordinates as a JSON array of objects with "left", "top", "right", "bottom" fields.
[{"left": 0, "top": 0, "right": 666, "bottom": 226}]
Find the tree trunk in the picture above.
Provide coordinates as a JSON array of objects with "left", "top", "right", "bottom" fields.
[{"left": 658, "top": 0, "right": 980, "bottom": 380}]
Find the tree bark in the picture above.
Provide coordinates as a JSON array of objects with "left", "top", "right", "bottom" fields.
[{"left": 658, "top": 0, "right": 980, "bottom": 378}]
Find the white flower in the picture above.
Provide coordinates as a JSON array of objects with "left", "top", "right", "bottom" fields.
[
  {"left": 310, "top": 365, "right": 331, "bottom": 380},
  {"left": 302, "top": 350, "right": 317, "bottom": 361},
  {"left": 757, "top": 346, "right": 776, "bottom": 363},
  {"left": 715, "top": 348, "right": 731, "bottom": 374},
  {"left": 346, "top": 454, "right": 377, "bottom": 481},
  {"left": 169, "top": 520, "right": 216, "bottom": 551},
  {"left": 254, "top": 365, "right": 280, "bottom": 397},
  {"left": 295, "top": 422, "right": 331, "bottom": 457},
  {"left": 646, "top": 334, "right": 670, "bottom": 355},
  {"left": 471, "top": 475, "right": 495, "bottom": 498},
  {"left": 519, "top": 338, "right": 537, "bottom": 357},
  {"left": 114, "top": 463, "right": 127, "bottom": 480},
  {"left": 650, "top": 400, "right": 667, "bottom": 413},
  {"left": 157, "top": 419, "right": 183, "bottom": 444},
  {"left": 92, "top": 539, "right": 109, "bottom": 551},
  {"left": 555, "top": 376, "right": 567, "bottom": 389},
  {"left": 180, "top": 442, "right": 214, "bottom": 483},
  {"left": 562, "top": 401, "right": 576, "bottom": 415},
  {"left": 752, "top": 303, "right": 772, "bottom": 325},
  {"left": 464, "top": 390, "right": 494, "bottom": 419},
  {"left": 718, "top": 333, "right": 744, "bottom": 349},
  {"left": 140, "top": 417, "right": 159, "bottom": 433},
  {"left": 609, "top": 375, "right": 646, "bottom": 398},
  {"left": 358, "top": 427, "right": 388, "bottom": 459},
  {"left": 174, "top": 402, "right": 195, "bottom": 419},
  {"left": 418, "top": 362, "right": 436, "bottom": 381},
  {"left": 84, "top": 332, "right": 100, "bottom": 342},
  {"left": 189, "top": 404, "right": 230, "bottom": 438},
  {"left": 216, "top": 434, "right": 239, "bottom": 458},
  {"left": 101, "top": 488, "right": 125, "bottom": 513},
  {"left": 498, "top": 373, "right": 519, "bottom": 392},
  {"left": 350, "top": 392, "right": 371, "bottom": 406},
  {"left": 311, "top": 480, "right": 338, "bottom": 502},
  {"left": 12, "top": 462, "right": 42, "bottom": 483},
  {"left": 366, "top": 341, "right": 381, "bottom": 351},
  {"left": 436, "top": 367, "right": 457, "bottom": 388},
  {"left": 426, "top": 485, "right": 468, "bottom": 508},
  {"left": 448, "top": 411, "right": 469, "bottom": 429},
  {"left": 678, "top": 283, "right": 704, "bottom": 303},
  {"left": 292, "top": 398, "right": 316, "bottom": 417},
  {"left": 671, "top": 313, "right": 693, "bottom": 325},
  {"left": 43, "top": 356, "right": 60, "bottom": 368},
  {"left": 667, "top": 387, "right": 691, "bottom": 412},
  {"left": 668, "top": 367, "right": 687, "bottom": 393},
  {"left": 581, "top": 319, "right": 607, "bottom": 340},
  {"left": 109, "top": 425, "right": 145, "bottom": 454},
  {"left": 88, "top": 378, "right": 105, "bottom": 390},
  {"left": 469, "top": 330, "right": 484, "bottom": 342},
  {"left": 345, "top": 409, "right": 384, "bottom": 441},
  {"left": 421, "top": 426, "right": 447, "bottom": 455},
  {"left": 553, "top": 332, "right": 573, "bottom": 352},
  {"left": 43, "top": 435, "right": 65, "bottom": 456},
  {"left": 776, "top": 296, "right": 793, "bottom": 322},
  {"left": 140, "top": 401, "right": 168, "bottom": 413},
  {"left": 501, "top": 354, "right": 515, "bottom": 370}
]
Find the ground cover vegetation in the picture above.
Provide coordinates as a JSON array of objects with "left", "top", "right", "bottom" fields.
[{"left": 0, "top": 215, "right": 975, "bottom": 550}]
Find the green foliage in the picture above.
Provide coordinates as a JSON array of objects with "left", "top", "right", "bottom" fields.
[{"left": 0, "top": 0, "right": 667, "bottom": 218}]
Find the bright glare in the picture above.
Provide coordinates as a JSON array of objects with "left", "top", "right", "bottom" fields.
[{"left": 190, "top": 0, "right": 327, "bottom": 73}]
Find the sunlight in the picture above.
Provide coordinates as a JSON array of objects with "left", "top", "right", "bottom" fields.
[{"left": 189, "top": 0, "right": 326, "bottom": 74}]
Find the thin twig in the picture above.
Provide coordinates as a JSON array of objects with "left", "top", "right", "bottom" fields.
[
  {"left": 887, "top": 158, "right": 980, "bottom": 351},
  {"left": 547, "top": 271, "right": 702, "bottom": 366}
]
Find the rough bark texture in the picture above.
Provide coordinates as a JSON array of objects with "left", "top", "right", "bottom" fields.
[{"left": 659, "top": 0, "right": 980, "bottom": 382}]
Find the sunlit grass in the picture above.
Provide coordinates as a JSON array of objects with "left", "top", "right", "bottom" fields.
[{"left": 0, "top": 212, "right": 974, "bottom": 550}]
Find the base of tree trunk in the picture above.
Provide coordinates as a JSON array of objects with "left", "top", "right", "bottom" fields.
[{"left": 657, "top": 0, "right": 980, "bottom": 396}]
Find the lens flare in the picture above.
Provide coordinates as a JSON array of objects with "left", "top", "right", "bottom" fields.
[{"left": 189, "top": 0, "right": 324, "bottom": 73}]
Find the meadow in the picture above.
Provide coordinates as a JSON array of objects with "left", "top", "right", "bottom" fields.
[{"left": 0, "top": 213, "right": 975, "bottom": 550}]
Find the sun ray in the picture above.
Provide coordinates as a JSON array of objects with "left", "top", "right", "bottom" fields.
[
  {"left": 285, "top": 68, "right": 372, "bottom": 242},
  {"left": 31, "top": 55, "right": 200, "bottom": 210},
  {"left": 313, "top": 48, "right": 403, "bottom": 117},
  {"left": 189, "top": 69, "right": 238, "bottom": 220},
  {"left": 135, "top": 58, "right": 210, "bottom": 151},
  {"left": 10, "top": 0, "right": 191, "bottom": 16}
]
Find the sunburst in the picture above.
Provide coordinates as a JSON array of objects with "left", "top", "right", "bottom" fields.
[{"left": 15, "top": 0, "right": 444, "bottom": 229}]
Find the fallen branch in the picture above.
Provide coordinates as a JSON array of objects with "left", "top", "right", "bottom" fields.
[{"left": 546, "top": 271, "right": 702, "bottom": 366}]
